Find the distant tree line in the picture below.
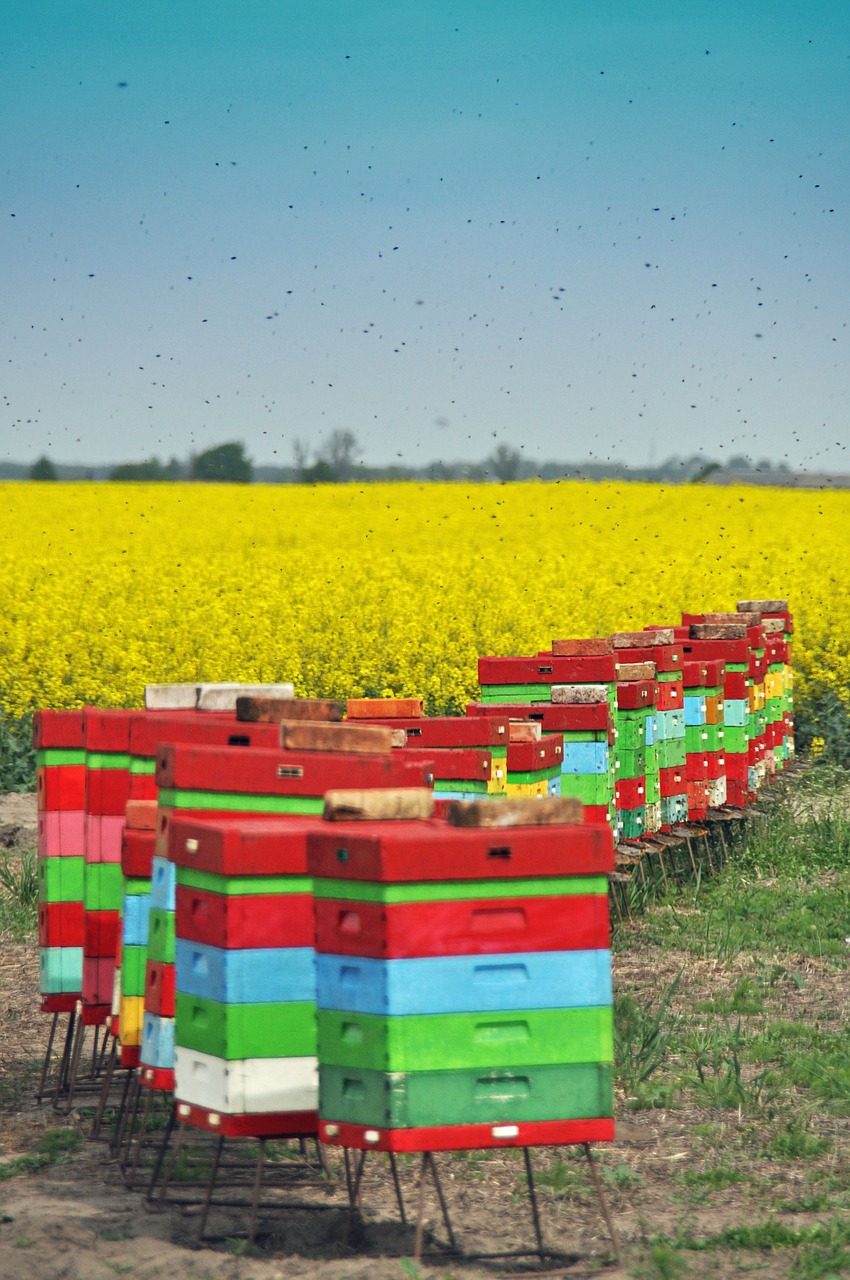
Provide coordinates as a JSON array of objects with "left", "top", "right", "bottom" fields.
[{"left": 20, "top": 439, "right": 805, "bottom": 486}]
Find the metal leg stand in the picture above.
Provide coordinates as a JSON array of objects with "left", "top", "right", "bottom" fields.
[
  {"left": 88, "top": 1026, "right": 100, "bottom": 1079},
  {"left": 523, "top": 1147, "right": 545, "bottom": 1259},
  {"left": 718, "top": 823, "right": 730, "bottom": 864},
  {"left": 413, "top": 1153, "right": 429, "bottom": 1263},
  {"left": 413, "top": 1152, "right": 457, "bottom": 1262},
  {"left": 582, "top": 1143, "right": 621, "bottom": 1262},
  {"left": 97, "top": 1027, "right": 112, "bottom": 1074},
  {"left": 63, "top": 1015, "right": 87, "bottom": 1110},
  {"left": 109, "top": 1066, "right": 135, "bottom": 1157},
  {"left": 196, "top": 1133, "right": 226, "bottom": 1244},
  {"left": 155, "top": 1117, "right": 186, "bottom": 1207},
  {"left": 90, "top": 1037, "right": 118, "bottom": 1140},
  {"left": 426, "top": 1153, "right": 457, "bottom": 1252},
  {"left": 52, "top": 1009, "right": 77, "bottom": 1107},
  {"left": 126, "top": 1084, "right": 153, "bottom": 1187},
  {"left": 388, "top": 1151, "right": 407, "bottom": 1226},
  {"left": 145, "top": 1101, "right": 176, "bottom": 1201},
  {"left": 247, "top": 1138, "right": 266, "bottom": 1246},
  {"left": 314, "top": 1137, "right": 334, "bottom": 1183},
  {"left": 117, "top": 1073, "right": 142, "bottom": 1173},
  {"left": 36, "top": 1013, "right": 60, "bottom": 1102},
  {"left": 341, "top": 1150, "right": 368, "bottom": 1250}
]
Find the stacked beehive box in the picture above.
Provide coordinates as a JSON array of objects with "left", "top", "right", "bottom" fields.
[
  {"left": 681, "top": 658, "right": 711, "bottom": 821},
  {"left": 610, "top": 634, "right": 659, "bottom": 842},
  {"left": 546, "top": 640, "right": 617, "bottom": 825},
  {"left": 640, "top": 629, "right": 687, "bottom": 829},
  {"left": 139, "top": 849, "right": 177, "bottom": 1088},
  {"left": 147, "top": 733, "right": 431, "bottom": 1133},
  {"left": 748, "top": 624, "right": 769, "bottom": 796},
  {"left": 35, "top": 710, "right": 86, "bottom": 1009},
  {"left": 352, "top": 707, "right": 510, "bottom": 798},
  {"left": 722, "top": 639, "right": 752, "bottom": 810},
  {"left": 348, "top": 701, "right": 494, "bottom": 798},
  {"left": 613, "top": 631, "right": 683, "bottom": 838},
  {"left": 679, "top": 618, "right": 748, "bottom": 809},
  {"left": 505, "top": 732, "right": 563, "bottom": 798},
  {"left": 310, "top": 801, "right": 615, "bottom": 1153},
  {"left": 467, "top": 701, "right": 615, "bottom": 830},
  {"left": 83, "top": 711, "right": 137, "bottom": 1021},
  {"left": 736, "top": 600, "right": 795, "bottom": 784},
  {"left": 478, "top": 649, "right": 616, "bottom": 709},
  {"left": 112, "top": 710, "right": 282, "bottom": 1084},
  {"left": 169, "top": 817, "right": 321, "bottom": 1137},
  {"left": 750, "top": 603, "right": 795, "bottom": 773},
  {"left": 116, "top": 799, "right": 157, "bottom": 1067},
  {"left": 693, "top": 653, "right": 727, "bottom": 812},
  {"left": 130, "top": 701, "right": 293, "bottom": 1089},
  {"left": 407, "top": 716, "right": 508, "bottom": 797}
]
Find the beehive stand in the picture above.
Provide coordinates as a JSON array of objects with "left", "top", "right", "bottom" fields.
[{"left": 339, "top": 1142, "right": 621, "bottom": 1266}]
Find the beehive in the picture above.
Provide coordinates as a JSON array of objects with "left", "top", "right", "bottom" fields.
[{"left": 309, "top": 810, "right": 615, "bottom": 1153}]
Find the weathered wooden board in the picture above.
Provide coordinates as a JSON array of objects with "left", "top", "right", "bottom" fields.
[
  {"left": 323, "top": 789, "right": 435, "bottom": 821},
  {"left": 237, "top": 696, "right": 345, "bottom": 723},
  {"left": 446, "top": 796, "right": 582, "bottom": 828}
]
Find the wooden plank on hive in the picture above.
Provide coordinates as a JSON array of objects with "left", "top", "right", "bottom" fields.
[
  {"left": 323, "top": 789, "right": 435, "bottom": 821},
  {"left": 446, "top": 796, "right": 582, "bottom": 828},
  {"left": 237, "top": 696, "right": 345, "bottom": 723}
]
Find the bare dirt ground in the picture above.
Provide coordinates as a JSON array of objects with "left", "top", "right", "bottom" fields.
[{"left": 0, "top": 792, "right": 845, "bottom": 1280}]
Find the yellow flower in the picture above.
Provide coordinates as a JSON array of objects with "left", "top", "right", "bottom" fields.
[{"left": 0, "top": 479, "right": 842, "bottom": 717}]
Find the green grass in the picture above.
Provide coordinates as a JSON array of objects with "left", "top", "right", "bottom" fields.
[
  {"left": 669, "top": 1214, "right": 850, "bottom": 1257},
  {"left": 602, "top": 1163, "right": 644, "bottom": 1192},
  {"left": 530, "top": 1157, "right": 587, "bottom": 1198},
  {"left": 0, "top": 1128, "right": 82, "bottom": 1180},
  {"left": 678, "top": 1164, "right": 746, "bottom": 1190},
  {"left": 0, "top": 846, "right": 38, "bottom": 938},
  {"left": 632, "top": 1241, "right": 688, "bottom": 1280},
  {"left": 678, "top": 1022, "right": 783, "bottom": 1115},
  {"left": 614, "top": 971, "right": 682, "bottom": 1109},
  {"left": 616, "top": 768, "right": 850, "bottom": 1276},
  {"left": 643, "top": 1215, "right": 850, "bottom": 1280},
  {"left": 761, "top": 1123, "right": 832, "bottom": 1161},
  {"left": 639, "top": 870, "right": 850, "bottom": 963},
  {"left": 694, "top": 974, "right": 767, "bottom": 1016}
]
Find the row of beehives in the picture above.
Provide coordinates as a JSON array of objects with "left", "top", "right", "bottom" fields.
[
  {"left": 34, "top": 596, "right": 791, "bottom": 1149},
  {"left": 477, "top": 597, "right": 794, "bottom": 840},
  {"left": 37, "top": 701, "right": 613, "bottom": 1150}
]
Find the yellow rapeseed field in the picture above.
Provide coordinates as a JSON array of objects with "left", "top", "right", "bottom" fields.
[{"left": 1, "top": 480, "right": 847, "bottom": 719}]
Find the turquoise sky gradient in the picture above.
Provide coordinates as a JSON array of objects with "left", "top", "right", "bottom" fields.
[{"left": 3, "top": 1, "right": 850, "bottom": 469}]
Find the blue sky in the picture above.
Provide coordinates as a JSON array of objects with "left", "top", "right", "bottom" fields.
[{"left": 3, "top": 1, "right": 850, "bottom": 470}]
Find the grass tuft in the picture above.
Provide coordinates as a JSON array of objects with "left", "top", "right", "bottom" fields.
[
  {"left": 614, "top": 971, "right": 682, "bottom": 1110},
  {"left": 0, "top": 1129, "right": 81, "bottom": 1181},
  {"left": 0, "top": 847, "right": 38, "bottom": 938}
]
